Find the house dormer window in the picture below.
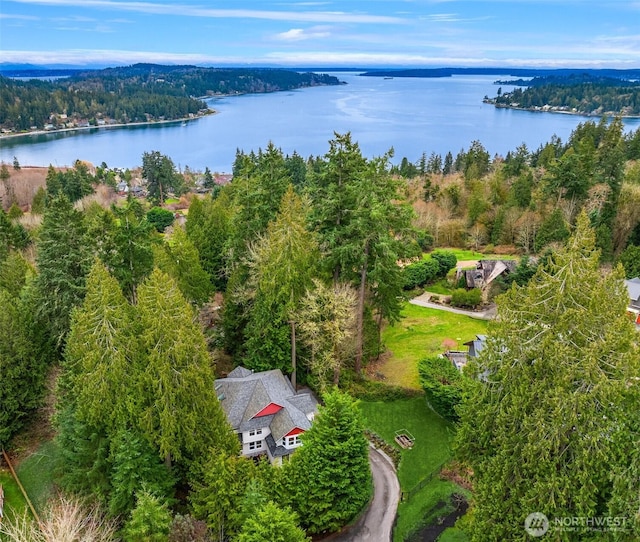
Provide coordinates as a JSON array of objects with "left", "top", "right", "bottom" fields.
[{"left": 248, "top": 429, "right": 263, "bottom": 437}]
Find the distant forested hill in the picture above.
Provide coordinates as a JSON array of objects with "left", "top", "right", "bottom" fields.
[
  {"left": 359, "top": 67, "right": 640, "bottom": 79},
  {"left": 486, "top": 75, "right": 640, "bottom": 117},
  {"left": 0, "top": 64, "right": 342, "bottom": 132}
]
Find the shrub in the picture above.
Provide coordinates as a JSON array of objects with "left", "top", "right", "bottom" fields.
[
  {"left": 7, "top": 203, "right": 23, "bottom": 220},
  {"left": 450, "top": 288, "right": 482, "bottom": 309},
  {"left": 402, "top": 257, "right": 440, "bottom": 290},
  {"left": 146, "top": 206, "right": 175, "bottom": 232},
  {"left": 416, "top": 230, "right": 435, "bottom": 251},
  {"left": 403, "top": 262, "right": 426, "bottom": 290},
  {"left": 418, "top": 355, "right": 464, "bottom": 421},
  {"left": 346, "top": 378, "right": 422, "bottom": 401},
  {"left": 534, "top": 208, "right": 569, "bottom": 253},
  {"left": 364, "top": 429, "right": 401, "bottom": 467},
  {"left": 431, "top": 250, "right": 458, "bottom": 277},
  {"left": 169, "top": 514, "right": 211, "bottom": 542}
]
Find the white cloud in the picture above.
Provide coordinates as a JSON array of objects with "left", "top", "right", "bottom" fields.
[
  {"left": 0, "top": 13, "right": 39, "bottom": 19},
  {"left": 53, "top": 15, "right": 96, "bottom": 22},
  {"left": 0, "top": 49, "right": 216, "bottom": 65},
  {"left": 6, "top": 0, "right": 406, "bottom": 24},
  {"left": 2, "top": 47, "right": 636, "bottom": 69},
  {"left": 274, "top": 27, "right": 331, "bottom": 41}
]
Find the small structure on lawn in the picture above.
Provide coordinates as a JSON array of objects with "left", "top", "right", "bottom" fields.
[
  {"left": 443, "top": 334, "right": 487, "bottom": 371},
  {"left": 464, "top": 334, "right": 487, "bottom": 358},
  {"left": 394, "top": 429, "right": 415, "bottom": 449}
]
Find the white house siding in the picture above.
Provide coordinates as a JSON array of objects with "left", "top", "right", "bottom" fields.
[
  {"left": 281, "top": 434, "right": 303, "bottom": 450},
  {"left": 241, "top": 426, "right": 270, "bottom": 456}
]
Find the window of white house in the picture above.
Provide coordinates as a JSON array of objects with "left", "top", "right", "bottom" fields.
[
  {"left": 248, "top": 429, "right": 263, "bottom": 437},
  {"left": 287, "top": 435, "right": 301, "bottom": 446},
  {"left": 248, "top": 440, "right": 263, "bottom": 450}
]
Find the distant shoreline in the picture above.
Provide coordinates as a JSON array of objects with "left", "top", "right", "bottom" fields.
[
  {"left": 0, "top": 109, "right": 217, "bottom": 141},
  {"left": 486, "top": 102, "right": 640, "bottom": 119}
]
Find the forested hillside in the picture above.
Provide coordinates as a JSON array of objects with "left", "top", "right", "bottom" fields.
[
  {"left": 390, "top": 116, "right": 640, "bottom": 266},
  {"left": 0, "top": 64, "right": 342, "bottom": 132},
  {"left": 486, "top": 75, "right": 640, "bottom": 116},
  {"left": 3, "top": 118, "right": 640, "bottom": 539}
]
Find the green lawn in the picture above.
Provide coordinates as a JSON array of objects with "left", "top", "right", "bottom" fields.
[
  {"left": 16, "top": 441, "right": 58, "bottom": 513},
  {"left": 359, "top": 397, "right": 467, "bottom": 541},
  {"left": 425, "top": 248, "right": 519, "bottom": 262},
  {"left": 0, "top": 469, "right": 29, "bottom": 522},
  {"left": 424, "top": 280, "right": 455, "bottom": 296},
  {"left": 438, "top": 527, "right": 469, "bottom": 541},
  {"left": 0, "top": 441, "right": 57, "bottom": 526},
  {"left": 381, "top": 303, "right": 488, "bottom": 389}
]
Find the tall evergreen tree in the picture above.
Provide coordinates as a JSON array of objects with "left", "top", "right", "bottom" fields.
[
  {"left": 0, "top": 288, "right": 48, "bottom": 447},
  {"left": 308, "top": 132, "right": 367, "bottom": 283},
  {"left": 237, "top": 502, "right": 309, "bottom": 542},
  {"left": 243, "top": 186, "right": 319, "bottom": 372},
  {"left": 186, "top": 190, "right": 234, "bottom": 291},
  {"left": 228, "top": 142, "right": 291, "bottom": 262},
  {"left": 456, "top": 212, "right": 640, "bottom": 541},
  {"left": 135, "top": 268, "right": 238, "bottom": 466},
  {"left": 309, "top": 133, "right": 414, "bottom": 373},
  {"left": 62, "top": 260, "right": 134, "bottom": 433},
  {"left": 142, "top": 151, "right": 183, "bottom": 205},
  {"left": 56, "top": 260, "right": 136, "bottom": 503},
  {"left": 154, "top": 226, "right": 212, "bottom": 305},
  {"left": 285, "top": 390, "right": 371, "bottom": 534},
  {"left": 109, "top": 198, "right": 156, "bottom": 301},
  {"left": 35, "top": 194, "right": 91, "bottom": 351}
]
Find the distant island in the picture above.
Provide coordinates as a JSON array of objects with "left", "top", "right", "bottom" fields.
[
  {"left": 0, "top": 63, "right": 342, "bottom": 135},
  {"left": 359, "top": 68, "right": 640, "bottom": 117},
  {"left": 359, "top": 67, "right": 640, "bottom": 79}
]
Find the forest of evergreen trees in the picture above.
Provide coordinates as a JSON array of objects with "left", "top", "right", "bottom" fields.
[
  {"left": 0, "top": 64, "right": 342, "bottom": 132},
  {"left": 488, "top": 75, "right": 640, "bottom": 116},
  {"left": 3, "top": 116, "right": 640, "bottom": 539}
]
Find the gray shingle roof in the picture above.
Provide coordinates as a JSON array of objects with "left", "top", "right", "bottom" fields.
[
  {"left": 265, "top": 433, "right": 290, "bottom": 457},
  {"left": 462, "top": 260, "right": 517, "bottom": 289},
  {"left": 464, "top": 334, "right": 487, "bottom": 358},
  {"left": 216, "top": 368, "right": 318, "bottom": 439},
  {"left": 227, "top": 366, "right": 253, "bottom": 378},
  {"left": 627, "top": 278, "right": 640, "bottom": 303}
]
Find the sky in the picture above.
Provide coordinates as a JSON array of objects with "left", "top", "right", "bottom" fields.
[{"left": 1, "top": 0, "right": 639, "bottom": 69}]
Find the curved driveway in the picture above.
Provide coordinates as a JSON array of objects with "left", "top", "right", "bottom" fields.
[
  {"left": 325, "top": 446, "right": 400, "bottom": 542},
  {"left": 410, "top": 293, "right": 496, "bottom": 320}
]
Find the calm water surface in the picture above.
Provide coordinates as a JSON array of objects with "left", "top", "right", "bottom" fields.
[{"left": 2, "top": 73, "right": 639, "bottom": 172}]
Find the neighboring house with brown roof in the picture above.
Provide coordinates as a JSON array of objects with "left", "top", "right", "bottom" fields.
[
  {"left": 459, "top": 260, "right": 517, "bottom": 290},
  {"left": 626, "top": 278, "right": 640, "bottom": 325},
  {"left": 215, "top": 367, "right": 318, "bottom": 466}
]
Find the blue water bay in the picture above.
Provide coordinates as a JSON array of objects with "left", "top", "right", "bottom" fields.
[{"left": 2, "top": 73, "right": 639, "bottom": 172}]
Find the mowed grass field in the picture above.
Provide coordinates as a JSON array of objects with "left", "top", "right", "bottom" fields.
[
  {"left": 379, "top": 303, "right": 488, "bottom": 389},
  {"left": 360, "top": 397, "right": 468, "bottom": 542},
  {"left": 0, "top": 469, "right": 28, "bottom": 522}
]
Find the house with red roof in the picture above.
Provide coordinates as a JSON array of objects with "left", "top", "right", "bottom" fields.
[{"left": 215, "top": 367, "right": 318, "bottom": 465}]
